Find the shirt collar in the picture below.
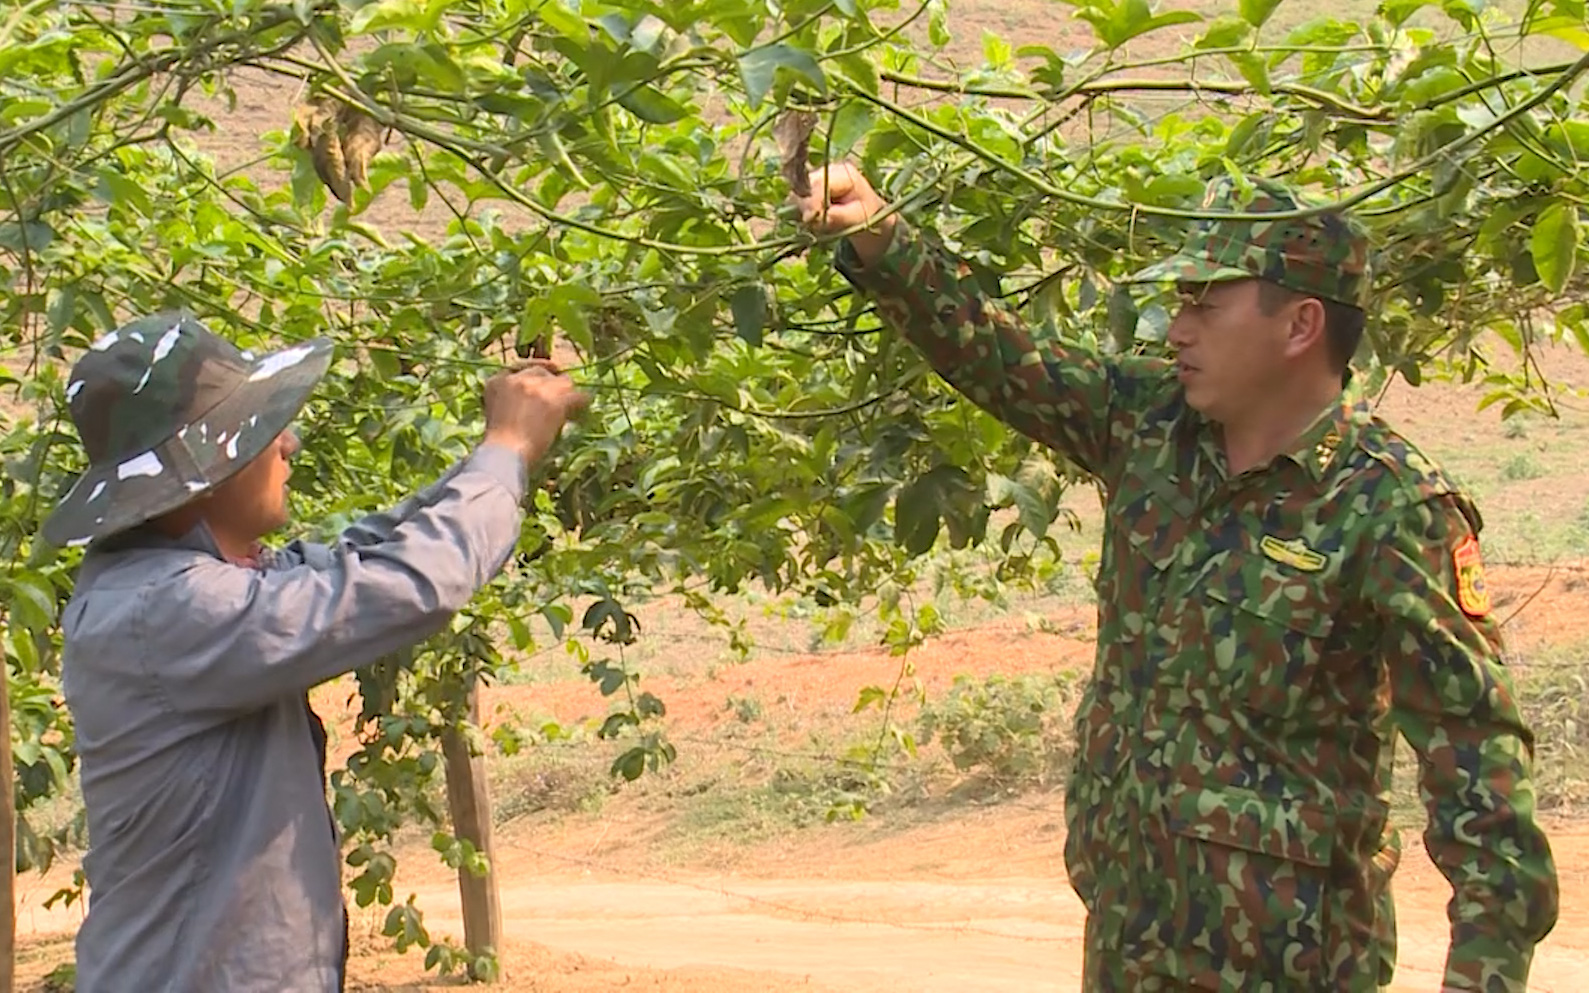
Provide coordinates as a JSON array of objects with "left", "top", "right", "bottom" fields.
[
  {"left": 1191, "top": 376, "right": 1365, "bottom": 485},
  {"left": 90, "top": 520, "right": 267, "bottom": 568}
]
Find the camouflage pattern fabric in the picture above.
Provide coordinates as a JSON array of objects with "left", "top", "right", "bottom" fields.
[
  {"left": 1121, "top": 176, "right": 1373, "bottom": 310},
  {"left": 834, "top": 223, "right": 1558, "bottom": 991},
  {"left": 43, "top": 311, "right": 333, "bottom": 549}
]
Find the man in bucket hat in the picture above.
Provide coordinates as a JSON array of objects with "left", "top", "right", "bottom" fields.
[
  {"left": 45, "top": 311, "right": 587, "bottom": 992},
  {"left": 795, "top": 166, "right": 1558, "bottom": 990}
]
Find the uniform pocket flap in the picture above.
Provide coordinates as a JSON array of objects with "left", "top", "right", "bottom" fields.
[
  {"left": 1167, "top": 783, "right": 1336, "bottom": 868},
  {"left": 1204, "top": 577, "right": 1333, "bottom": 639}
]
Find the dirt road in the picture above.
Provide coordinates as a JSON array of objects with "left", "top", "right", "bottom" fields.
[{"left": 328, "top": 814, "right": 1589, "bottom": 993}]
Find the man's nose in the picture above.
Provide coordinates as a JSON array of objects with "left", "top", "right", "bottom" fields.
[
  {"left": 280, "top": 428, "right": 301, "bottom": 458},
  {"left": 1167, "top": 310, "right": 1193, "bottom": 348}
]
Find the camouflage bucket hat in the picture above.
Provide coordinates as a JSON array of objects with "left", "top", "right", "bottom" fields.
[
  {"left": 42, "top": 311, "right": 333, "bottom": 549},
  {"left": 1122, "top": 176, "right": 1372, "bottom": 310}
]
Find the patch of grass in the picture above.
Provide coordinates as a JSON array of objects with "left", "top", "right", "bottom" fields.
[
  {"left": 724, "top": 693, "right": 765, "bottom": 725},
  {"left": 1515, "top": 653, "right": 1589, "bottom": 815},
  {"left": 1401, "top": 403, "right": 1589, "bottom": 565},
  {"left": 490, "top": 743, "right": 617, "bottom": 822},
  {"left": 1478, "top": 506, "right": 1589, "bottom": 566},
  {"left": 668, "top": 782, "right": 805, "bottom": 850},
  {"left": 1500, "top": 451, "right": 1546, "bottom": 482}
]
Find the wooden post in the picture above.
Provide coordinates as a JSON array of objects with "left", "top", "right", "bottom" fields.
[
  {"left": 440, "top": 678, "right": 501, "bottom": 981},
  {"left": 0, "top": 669, "right": 16, "bottom": 993}
]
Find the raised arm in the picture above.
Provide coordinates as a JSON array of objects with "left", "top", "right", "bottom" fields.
[
  {"left": 1368, "top": 491, "right": 1558, "bottom": 991},
  {"left": 796, "top": 163, "right": 1171, "bottom": 482},
  {"left": 333, "top": 461, "right": 469, "bottom": 549},
  {"left": 152, "top": 362, "right": 589, "bottom": 714}
]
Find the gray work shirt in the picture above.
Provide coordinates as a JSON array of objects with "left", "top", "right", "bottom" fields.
[{"left": 60, "top": 443, "right": 526, "bottom": 993}]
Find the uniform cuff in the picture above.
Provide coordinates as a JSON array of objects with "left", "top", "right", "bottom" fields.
[
  {"left": 469, "top": 442, "right": 528, "bottom": 504},
  {"left": 833, "top": 221, "right": 923, "bottom": 296},
  {"left": 1444, "top": 945, "right": 1532, "bottom": 993}
]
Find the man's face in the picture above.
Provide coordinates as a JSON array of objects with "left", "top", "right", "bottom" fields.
[
  {"left": 1167, "top": 279, "right": 1297, "bottom": 423},
  {"left": 208, "top": 428, "right": 299, "bottom": 541}
]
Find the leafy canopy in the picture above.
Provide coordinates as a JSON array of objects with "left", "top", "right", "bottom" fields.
[{"left": 2, "top": 0, "right": 1588, "bottom": 972}]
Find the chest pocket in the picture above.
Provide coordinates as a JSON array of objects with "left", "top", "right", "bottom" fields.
[{"left": 1200, "top": 549, "right": 1342, "bottom": 719}]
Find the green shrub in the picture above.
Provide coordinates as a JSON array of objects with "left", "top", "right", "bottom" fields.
[{"left": 918, "top": 672, "right": 1079, "bottom": 791}]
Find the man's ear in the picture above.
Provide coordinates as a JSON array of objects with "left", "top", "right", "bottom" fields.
[{"left": 1283, "top": 296, "right": 1328, "bottom": 360}]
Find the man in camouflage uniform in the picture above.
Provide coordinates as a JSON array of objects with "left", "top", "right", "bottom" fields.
[{"left": 795, "top": 166, "right": 1558, "bottom": 991}]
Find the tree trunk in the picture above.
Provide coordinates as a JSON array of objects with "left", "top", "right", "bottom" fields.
[
  {"left": 440, "top": 680, "right": 501, "bottom": 982},
  {"left": 0, "top": 671, "right": 16, "bottom": 993}
]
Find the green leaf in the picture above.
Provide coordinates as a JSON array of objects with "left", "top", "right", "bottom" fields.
[
  {"left": 505, "top": 614, "right": 533, "bottom": 651},
  {"left": 3, "top": 573, "right": 56, "bottom": 634},
  {"left": 1197, "top": 14, "right": 1254, "bottom": 48},
  {"left": 1440, "top": 0, "right": 1485, "bottom": 30},
  {"left": 611, "top": 747, "right": 647, "bottom": 781},
  {"left": 893, "top": 475, "right": 942, "bottom": 557},
  {"left": 830, "top": 51, "right": 879, "bottom": 94},
  {"left": 618, "top": 85, "right": 689, "bottom": 124},
  {"left": 983, "top": 30, "right": 1013, "bottom": 67},
  {"left": 95, "top": 168, "right": 152, "bottom": 216},
  {"left": 928, "top": 0, "right": 952, "bottom": 46},
  {"left": 536, "top": 0, "right": 589, "bottom": 40},
  {"left": 542, "top": 603, "right": 572, "bottom": 640},
  {"left": 1225, "top": 112, "right": 1270, "bottom": 156},
  {"left": 1531, "top": 201, "right": 1579, "bottom": 293},
  {"left": 1528, "top": 14, "right": 1589, "bottom": 48},
  {"left": 1090, "top": 0, "right": 1203, "bottom": 47},
  {"left": 730, "top": 284, "right": 768, "bottom": 347},
  {"left": 853, "top": 685, "right": 887, "bottom": 712},
  {"left": 0, "top": 222, "right": 53, "bottom": 253},
  {"left": 827, "top": 103, "right": 877, "bottom": 158},
  {"left": 1226, "top": 51, "right": 1271, "bottom": 94},
  {"left": 1379, "top": 0, "right": 1434, "bottom": 26},
  {"left": 737, "top": 44, "right": 828, "bottom": 108},
  {"left": 1002, "top": 477, "right": 1054, "bottom": 539},
  {"left": 349, "top": 0, "right": 426, "bottom": 34},
  {"left": 596, "top": 13, "right": 631, "bottom": 45},
  {"left": 47, "top": 287, "right": 76, "bottom": 339},
  {"left": 1239, "top": 0, "right": 1284, "bottom": 27}
]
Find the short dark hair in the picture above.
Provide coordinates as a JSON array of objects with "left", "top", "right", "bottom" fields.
[{"left": 1255, "top": 280, "right": 1366, "bottom": 376}]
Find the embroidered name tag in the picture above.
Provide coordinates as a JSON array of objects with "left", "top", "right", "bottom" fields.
[{"left": 1260, "top": 534, "right": 1327, "bottom": 573}]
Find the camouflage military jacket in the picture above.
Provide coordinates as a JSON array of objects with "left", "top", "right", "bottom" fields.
[{"left": 836, "top": 225, "right": 1558, "bottom": 991}]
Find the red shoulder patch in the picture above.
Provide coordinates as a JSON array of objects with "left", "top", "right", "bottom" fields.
[{"left": 1453, "top": 534, "right": 1491, "bottom": 618}]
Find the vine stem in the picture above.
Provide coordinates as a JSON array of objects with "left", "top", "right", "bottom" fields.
[
  {"left": 878, "top": 69, "right": 1392, "bottom": 122},
  {"left": 847, "top": 49, "right": 1589, "bottom": 223},
  {"left": 0, "top": 4, "right": 324, "bottom": 157}
]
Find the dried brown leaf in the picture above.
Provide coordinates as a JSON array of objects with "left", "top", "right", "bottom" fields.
[
  {"left": 773, "top": 110, "right": 818, "bottom": 197},
  {"left": 290, "top": 99, "right": 333, "bottom": 152},
  {"left": 337, "top": 104, "right": 384, "bottom": 191},
  {"left": 312, "top": 122, "right": 352, "bottom": 203},
  {"left": 292, "top": 98, "right": 352, "bottom": 202}
]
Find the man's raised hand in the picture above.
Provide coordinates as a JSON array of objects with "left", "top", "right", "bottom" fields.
[
  {"left": 792, "top": 162, "right": 897, "bottom": 268},
  {"left": 482, "top": 359, "right": 590, "bottom": 467}
]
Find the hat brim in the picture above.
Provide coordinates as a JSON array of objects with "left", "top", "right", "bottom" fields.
[
  {"left": 42, "top": 338, "right": 334, "bottom": 549},
  {"left": 1121, "top": 254, "right": 1255, "bottom": 287}
]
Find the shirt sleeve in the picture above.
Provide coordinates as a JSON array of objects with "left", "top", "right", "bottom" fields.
[
  {"left": 834, "top": 223, "right": 1171, "bottom": 483},
  {"left": 334, "top": 461, "right": 470, "bottom": 548},
  {"left": 1368, "top": 492, "right": 1559, "bottom": 991},
  {"left": 146, "top": 442, "right": 528, "bottom": 714}
]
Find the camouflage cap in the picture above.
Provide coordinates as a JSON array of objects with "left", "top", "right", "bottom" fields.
[
  {"left": 1122, "top": 175, "right": 1372, "bottom": 310},
  {"left": 42, "top": 311, "right": 333, "bottom": 549}
]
